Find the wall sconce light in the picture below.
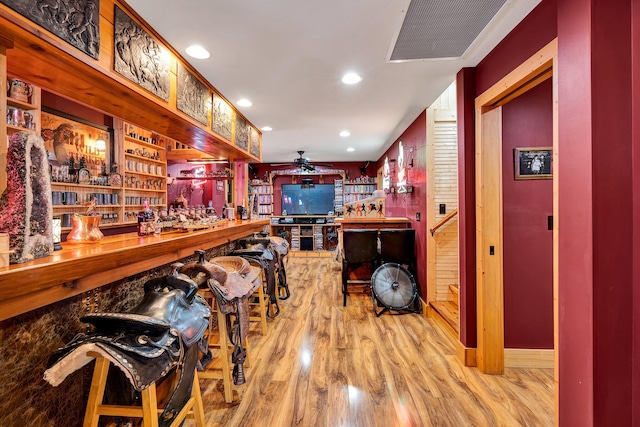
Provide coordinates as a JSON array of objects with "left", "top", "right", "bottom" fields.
[{"left": 52, "top": 216, "right": 62, "bottom": 250}]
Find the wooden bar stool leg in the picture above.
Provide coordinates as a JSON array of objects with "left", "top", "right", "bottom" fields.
[
  {"left": 256, "top": 281, "right": 268, "bottom": 335},
  {"left": 216, "top": 307, "right": 234, "bottom": 403},
  {"left": 83, "top": 357, "right": 111, "bottom": 427},
  {"left": 141, "top": 385, "right": 160, "bottom": 427},
  {"left": 189, "top": 371, "right": 206, "bottom": 426},
  {"left": 83, "top": 356, "right": 205, "bottom": 427}
]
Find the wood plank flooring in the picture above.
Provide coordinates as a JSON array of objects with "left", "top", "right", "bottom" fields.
[{"left": 191, "top": 254, "right": 554, "bottom": 427}]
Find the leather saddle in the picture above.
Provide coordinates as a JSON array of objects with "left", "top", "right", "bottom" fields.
[
  {"left": 232, "top": 237, "right": 290, "bottom": 318},
  {"left": 44, "top": 275, "right": 211, "bottom": 427},
  {"left": 180, "top": 251, "right": 259, "bottom": 386}
]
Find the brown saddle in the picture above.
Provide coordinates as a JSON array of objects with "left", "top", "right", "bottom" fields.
[{"left": 180, "top": 251, "right": 259, "bottom": 385}]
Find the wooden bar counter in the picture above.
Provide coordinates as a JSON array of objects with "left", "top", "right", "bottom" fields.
[
  {"left": 335, "top": 216, "right": 411, "bottom": 231},
  {"left": 0, "top": 218, "right": 269, "bottom": 321}
]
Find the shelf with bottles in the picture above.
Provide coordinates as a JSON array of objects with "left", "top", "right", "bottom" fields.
[
  {"left": 123, "top": 175, "right": 165, "bottom": 192},
  {"left": 124, "top": 194, "right": 164, "bottom": 206},
  {"left": 56, "top": 207, "right": 123, "bottom": 231},
  {"left": 50, "top": 181, "right": 123, "bottom": 190},
  {"left": 124, "top": 151, "right": 166, "bottom": 165},
  {"left": 6, "top": 76, "right": 41, "bottom": 135},
  {"left": 123, "top": 122, "right": 167, "bottom": 152},
  {"left": 124, "top": 168, "right": 165, "bottom": 179},
  {"left": 51, "top": 185, "right": 122, "bottom": 210}
]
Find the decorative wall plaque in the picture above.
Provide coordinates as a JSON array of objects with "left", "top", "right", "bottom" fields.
[
  {"left": 249, "top": 126, "right": 261, "bottom": 158},
  {"left": 114, "top": 6, "right": 170, "bottom": 101},
  {"left": 0, "top": 0, "right": 100, "bottom": 59},
  {"left": 234, "top": 116, "right": 248, "bottom": 150},
  {"left": 177, "top": 63, "right": 209, "bottom": 125},
  {"left": 212, "top": 93, "right": 233, "bottom": 141}
]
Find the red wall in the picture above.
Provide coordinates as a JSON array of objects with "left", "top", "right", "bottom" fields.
[
  {"left": 557, "top": 0, "right": 634, "bottom": 425},
  {"left": 456, "top": 68, "right": 477, "bottom": 348},
  {"left": 475, "top": 0, "right": 558, "bottom": 96},
  {"left": 633, "top": 1, "right": 640, "bottom": 424},
  {"left": 457, "top": 0, "right": 558, "bottom": 351},
  {"left": 166, "top": 163, "right": 223, "bottom": 212},
  {"left": 501, "top": 80, "right": 553, "bottom": 349},
  {"left": 252, "top": 162, "right": 378, "bottom": 216},
  {"left": 376, "top": 111, "right": 427, "bottom": 295}
]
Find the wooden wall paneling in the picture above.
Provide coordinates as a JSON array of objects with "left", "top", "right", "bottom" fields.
[
  {"left": 475, "top": 106, "right": 504, "bottom": 374},
  {"left": 434, "top": 118, "right": 459, "bottom": 302},
  {"left": 435, "top": 222, "right": 459, "bottom": 300}
]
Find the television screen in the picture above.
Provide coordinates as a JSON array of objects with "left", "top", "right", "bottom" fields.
[{"left": 282, "top": 184, "right": 335, "bottom": 215}]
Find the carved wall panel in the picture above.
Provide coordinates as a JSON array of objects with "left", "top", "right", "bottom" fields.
[
  {"left": 234, "top": 115, "right": 248, "bottom": 150},
  {"left": 113, "top": 5, "right": 170, "bottom": 101},
  {"left": 177, "top": 62, "right": 209, "bottom": 125},
  {"left": 0, "top": 0, "right": 100, "bottom": 59},
  {"left": 212, "top": 93, "right": 233, "bottom": 141}
]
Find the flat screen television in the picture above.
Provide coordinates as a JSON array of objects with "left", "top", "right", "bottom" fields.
[{"left": 282, "top": 183, "right": 335, "bottom": 215}]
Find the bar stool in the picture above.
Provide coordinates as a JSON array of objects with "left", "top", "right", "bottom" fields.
[
  {"left": 379, "top": 228, "right": 416, "bottom": 274},
  {"left": 341, "top": 229, "right": 379, "bottom": 306},
  {"left": 83, "top": 355, "right": 206, "bottom": 427},
  {"left": 245, "top": 257, "right": 269, "bottom": 335},
  {"left": 197, "top": 288, "right": 238, "bottom": 404}
]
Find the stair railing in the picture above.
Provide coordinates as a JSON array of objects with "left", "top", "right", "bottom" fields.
[{"left": 429, "top": 209, "right": 458, "bottom": 236}]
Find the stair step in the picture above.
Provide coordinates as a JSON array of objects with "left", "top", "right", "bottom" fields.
[
  {"left": 449, "top": 284, "right": 459, "bottom": 305},
  {"left": 430, "top": 301, "right": 459, "bottom": 334}
]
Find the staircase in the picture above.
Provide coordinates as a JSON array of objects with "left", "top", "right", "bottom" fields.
[{"left": 429, "top": 284, "right": 459, "bottom": 335}]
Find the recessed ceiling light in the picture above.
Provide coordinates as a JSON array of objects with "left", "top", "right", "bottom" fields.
[
  {"left": 185, "top": 45, "right": 210, "bottom": 59},
  {"left": 341, "top": 72, "right": 362, "bottom": 85},
  {"left": 237, "top": 99, "right": 253, "bottom": 107},
  {"left": 347, "top": 147, "right": 355, "bottom": 152},
  {"left": 340, "top": 130, "right": 351, "bottom": 137},
  {"left": 261, "top": 126, "right": 273, "bottom": 132}
]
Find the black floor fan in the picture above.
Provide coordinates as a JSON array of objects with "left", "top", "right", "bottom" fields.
[{"left": 370, "top": 263, "right": 421, "bottom": 316}]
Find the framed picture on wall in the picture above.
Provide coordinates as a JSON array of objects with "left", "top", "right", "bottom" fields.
[{"left": 514, "top": 147, "right": 553, "bottom": 180}]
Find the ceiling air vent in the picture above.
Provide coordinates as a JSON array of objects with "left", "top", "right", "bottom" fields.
[{"left": 389, "top": 0, "right": 508, "bottom": 61}]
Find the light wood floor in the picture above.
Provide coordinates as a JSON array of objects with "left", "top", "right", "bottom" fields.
[{"left": 192, "top": 254, "right": 555, "bottom": 427}]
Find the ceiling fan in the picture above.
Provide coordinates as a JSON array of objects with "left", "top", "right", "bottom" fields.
[{"left": 270, "top": 151, "right": 333, "bottom": 172}]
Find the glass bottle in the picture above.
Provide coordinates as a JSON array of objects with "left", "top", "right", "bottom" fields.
[{"left": 138, "top": 198, "right": 154, "bottom": 236}]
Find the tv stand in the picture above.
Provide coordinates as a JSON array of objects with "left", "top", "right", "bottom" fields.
[{"left": 270, "top": 215, "right": 339, "bottom": 251}]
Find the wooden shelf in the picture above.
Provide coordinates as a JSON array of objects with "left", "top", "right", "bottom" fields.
[
  {"left": 51, "top": 182, "right": 122, "bottom": 190},
  {"left": 124, "top": 135, "right": 166, "bottom": 151},
  {"left": 125, "top": 170, "right": 165, "bottom": 178},
  {"left": 124, "top": 152, "right": 165, "bottom": 165},
  {"left": 173, "top": 176, "right": 232, "bottom": 181},
  {"left": 53, "top": 204, "right": 120, "bottom": 208},
  {"left": 6, "top": 97, "right": 38, "bottom": 110},
  {"left": 123, "top": 187, "right": 165, "bottom": 193},
  {"left": 6, "top": 124, "right": 37, "bottom": 134}
]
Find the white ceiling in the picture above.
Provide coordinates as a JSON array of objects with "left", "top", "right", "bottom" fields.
[{"left": 126, "top": 0, "right": 540, "bottom": 165}]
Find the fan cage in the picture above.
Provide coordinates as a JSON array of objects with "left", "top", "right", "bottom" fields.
[{"left": 371, "top": 262, "right": 417, "bottom": 311}]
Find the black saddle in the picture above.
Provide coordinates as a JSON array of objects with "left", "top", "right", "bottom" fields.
[{"left": 44, "top": 275, "right": 211, "bottom": 427}]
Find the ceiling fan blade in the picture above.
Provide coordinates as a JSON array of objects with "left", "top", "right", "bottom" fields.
[{"left": 270, "top": 163, "right": 292, "bottom": 166}]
